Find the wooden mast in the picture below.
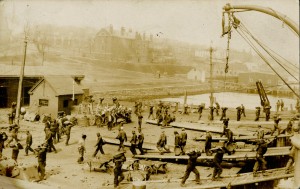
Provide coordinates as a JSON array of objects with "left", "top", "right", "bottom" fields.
[{"left": 15, "top": 35, "right": 28, "bottom": 125}]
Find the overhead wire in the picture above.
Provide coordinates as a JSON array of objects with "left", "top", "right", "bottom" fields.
[
  {"left": 233, "top": 24, "right": 300, "bottom": 98},
  {"left": 238, "top": 23, "right": 299, "bottom": 81}
]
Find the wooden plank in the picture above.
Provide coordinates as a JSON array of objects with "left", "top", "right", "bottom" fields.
[
  {"left": 145, "top": 120, "right": 255, "bottom": 136},
  {"left": 193, "top": 134, "right": 293, "bottom": 142},
  {"left": 133, "top": 146, "right": 290, "bottom": 161}
]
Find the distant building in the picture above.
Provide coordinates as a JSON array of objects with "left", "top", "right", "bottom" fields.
[
  {"left": 94, "top": 25, "right": 150, "bottom": 63},
  {"left": 187, "top": 68, "right": 205, "bottom": 82},
  {"left": 28, "top": 76, "right": 85, "bottom": 117},
  {"left": 238, "top": 72, "right": 279, "bottom": 87}
]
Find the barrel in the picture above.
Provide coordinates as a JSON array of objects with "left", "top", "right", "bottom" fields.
[{"left": 132, "top": 181, "right": 146, "bottom": 189}]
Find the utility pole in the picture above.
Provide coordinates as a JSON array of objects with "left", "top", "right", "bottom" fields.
[
  {"left": 15, "top": 35, "right": 28, "bottom": 125},
  {"left": 209, "top": 44, "right": 214, "bottom": 107}
]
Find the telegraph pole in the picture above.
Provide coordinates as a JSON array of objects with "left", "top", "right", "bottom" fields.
[
  {"left": 209, "top": 44, "right": 214, "bottom": 107},
  {"left": 15, "top": 35, "right": 28, "bottom": 125}
]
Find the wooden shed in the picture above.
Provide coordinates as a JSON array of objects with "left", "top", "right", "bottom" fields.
[{"left": 28, "top": 75, "right": 85, "bottom": 118}]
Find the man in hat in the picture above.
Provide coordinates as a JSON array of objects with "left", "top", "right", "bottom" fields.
[
  {"left": 116, "top": 127, "right": 127, "bottom": 152},
  {"left": 265, "top": 106, "right": 271, "bottom": 121},
  {"left": 45, "top": 128, "right": 57, "bottom": 153},
  {"left": 221, "top": 118, "right": 229, "bottom": 137},
  {"left": 9, "top": 102, "right": 16, "bottom": 124},
  {"left": 205, "top": 131, "right": 212, "bottom": 156},
  {"left": 215, "top": 102, "right": 220, "bottom": 116},
  {"left": 137, "top": 114, "right": 143, "bottom": 130},
  {"left": 130, "top": 130, "right": 137, "bottom": 155},
  {"left": 65, "top": 121, "right": 75, "bottom": 146},
  {"left": 236, "top": 106, "right": 242, "bottom": 121},
  {"left": 25, "top": 130, "right": 35, "bottom": 156},
  {"left": 255, "top": 107, "right": 261, "bottom": 121},
  {"left": 137, "top": 128, "right": 144, "bottom": 155},
  {"left": 93, "top": 133, "right": 105, "bottom": 157},
  {"left": 157, "top": 131, "right": 169, "bottom": 155},
  {"left": 257, "top": 125, "right": 264, "bottom": 139},
  {"left": 0, "top": 131, "right": 8, "bottom": 159},
  {"left": 77, "top": 134, "right": 87, "bottom": 164},
  {"left": 209, "top": 106, "right": 215, "bottom": 121},
  {"left": 212, "top": 146, "right": 230, "bottom": 180},
  {"left": 36, "top": 143, "right": 48, "bottom": 181},
  {"left": 197, "top": 105, "right": 204, "bottom": 120},
  {"left": 174, "top": 131, "right": 181, "bottom": 156},
  {"left": 148, "top": 105, "right": 154, "bottom": 119},
  {"left": 180, "top": 128, "right": 187, "bottom": 155},
  {"left": 181, "top": 149, "right": 202, "bottom": 186},
  {"left": 220, "top": 107, "right": 228, "bottom": 121},
  {"left": 113, "top": 151, "right": 126, "bottom": 188},
  {"left": 271, "top": 115, "right": 281, "bottom": 136},
  {"left": 253, "top": 139, "right": 268, "bottom": 177}
]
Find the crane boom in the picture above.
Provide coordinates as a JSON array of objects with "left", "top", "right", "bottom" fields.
[
  {"left": 223, "top": 4, "right": 299, "bottom": 36},
  {"left": 256, "top": 81, "right": 270, "bottom": 109}
]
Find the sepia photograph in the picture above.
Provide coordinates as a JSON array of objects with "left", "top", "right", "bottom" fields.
[{"left": 0, "top": 0, "right": 299, "bottom": 188}]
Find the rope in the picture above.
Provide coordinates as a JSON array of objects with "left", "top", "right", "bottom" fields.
[
  {"left": 239, "top": 23, "right": 298, "bottom": 81},
  {"left": 234, "top": 26, "right": 300, "bottom": 99}
]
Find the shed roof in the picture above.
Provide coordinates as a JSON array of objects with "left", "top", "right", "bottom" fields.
[{"left": 29, "top": 76, "right": 85, "bottom": 96}]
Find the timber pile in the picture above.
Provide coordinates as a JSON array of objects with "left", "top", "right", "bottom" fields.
[{"left": 193, "top": 134, "right": 292, "bottom": 142}]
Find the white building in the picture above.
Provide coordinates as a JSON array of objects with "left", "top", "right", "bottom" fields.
[{"left": 187, "top": 68, "right": 205, "bottom": 82}]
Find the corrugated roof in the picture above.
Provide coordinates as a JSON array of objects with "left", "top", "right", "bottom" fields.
[{"left": 30, "top": 76, "right": 85, "bottom": 96}]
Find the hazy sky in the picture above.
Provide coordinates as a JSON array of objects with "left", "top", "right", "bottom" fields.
[{"left": 2, "top": 0, "right": 299, "bottom": 63}]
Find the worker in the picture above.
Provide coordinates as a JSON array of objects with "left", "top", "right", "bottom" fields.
[
  {"left": 183, "top": 104, "right": 189, "bottom": 115},
  {"left": 280, "top": 99, "right": 284, "bottom": 111},
  {"left": 174, "top": 131, "right": 181, "bottom": 156},
  {"left": 36, "top": 143, "right": 48, "bottom": 181},
  {"left": 271, "top": 115, "right": 281, "bottom": 136},
  {"left": 157, "top": 131, "right": 170, "bottom": 155},
  {"left": 241, "top": 104, "right": 246, "bottom": 117},
  {"left": 197, "top": 105, "right": 204, "bottom": 120},
  {"left": 285, "top": 145, "right": 295, "bottom": 174},
  {"left": 25, "top": 130, "right": 35, "bottom": 156},
  {"left": 236, "top": 106, "right": 242, "bottom": 121},
  {"left": 276, "top": 100, "right": 281, "bottom": 112},
  {"left": 8, "top": 102, "right": 16, "bottom": 124},
  {"left": 265, "top": 106, "right": 271, "bottom": 121},
  {"left": 253, "top": 139, "right": 268, "bottom": 177},
  {"left": 220, "top": 107, "right": 228, "bottom": 121},
  {"left": 205, "top": 131, "right": 212, "bottom": 156},
  {"left": 93, "top": 133, "right": 105, "bottom": 157},
  {"left": 225, "top": 128, "right": 233, "bottom": 145},
  {"left": 221, "top": 118, "right": 229, "bottom": 137},
  {"left": 116, "top": 127, "right": 127, "bottom": 152},
  {"left": 209, "top": 106, "right": 215, "bottom": 121},
  {"left": 215, "top": 102, "right": 220, "bottom": 116},
  {"left": 130, "top": 130, "right": 137, "bottom": 155},
  {"left": 113, "top": 151, "right": 126, "bottom": 188},
  {"left": 285, "top": 119, "right": 294, "bottom": 135},
  {"left": 180, "top": 149, "right": 202, "bottom": 186},
  {"left": 0, "top": 132, "right": 8, "bottom": 159},
  {"left": 137, "top": 128, "right": 144, "bottom": 155},
  {"left": 148, "top": 105, "right": 154, "bottom": 119},
  {"left": 212, "top": 146, "right": 230, "bottom": 180},
  {"left": 10, "top": 138, "right": 21, "bottom": 162},
  {"left": 45, "top": 128, "right": 57, "bottom": 153},
  {"left": 257, "top": 125, "right": 265, "bottom": 139},
  {"left": 180, "top": 128, "right": 187, "bottom": 155},
  {"left": 65, "top": 121, "right": 74, "bottom": 146},
  {"left": 77, "top": 134, "right": 87, "bottom": 164},
  {"left": 137, "top": 114, "right": 143, "bottom": 130},
  {"left": 255, "top": 107, "right": 261, "bottom": 121}
]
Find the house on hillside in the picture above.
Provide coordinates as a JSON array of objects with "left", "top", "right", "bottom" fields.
[
  {"left": 238, "top": 72, "right": 278, "bottom": 88},
  {"left": 28, "top": 75, "right": 85, "bottom": 117},
  {"left": 187, "top": 68, "right": 205, "bottom": 82}
]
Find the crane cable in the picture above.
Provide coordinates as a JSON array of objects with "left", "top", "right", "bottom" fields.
[
  {"left": 233, "top": 24, "right": 300, "bottom": 99},
  {"left": 238, "top": 23, "right": 299, "bottom": 81}
]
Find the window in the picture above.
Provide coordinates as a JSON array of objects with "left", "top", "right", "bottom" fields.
[
  {"left": 63, "top": 100, "right": 69, "bottom": 108},
  {"left": 39, "top": 99, "right": 49, "bottom": 106}
]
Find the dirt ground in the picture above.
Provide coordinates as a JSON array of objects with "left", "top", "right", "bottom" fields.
[{"left": 0, "top": 101, "right": 295, "bottom": 189}]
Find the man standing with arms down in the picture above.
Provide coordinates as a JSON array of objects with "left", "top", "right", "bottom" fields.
[
  {"left": 25, "top": 131, "right": 35, "bottom": 156},
  {"left": 137, "top": 128, "right": 144, "bottom": 155},
  {"left": 93, "top": 133, "right": 105, "bottom": 157},
  {"left": 180, "top": 149, "right": 202, "bottom": 187},
  {"left": 77, "top": 134, "right": 87, "bottom": 164},
  {"left": 130, "top": 130, "right": 137, "bottom": 155},
  {"left": 36, "top": 143, "right": 48, "bottom": 181}
]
